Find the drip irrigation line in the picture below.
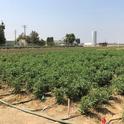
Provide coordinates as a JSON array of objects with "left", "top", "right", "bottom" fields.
[
  {"left": 0, "top": 99, "right": 71, "bottom": 124},
  {"left": 107, "top": 117, "right": 122, "bottom": 124}
]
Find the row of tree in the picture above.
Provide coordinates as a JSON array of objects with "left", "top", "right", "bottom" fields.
[
  {"left": 17, "top": 32, "right": 80, "bottom": 46},
  {"left": 17, "top": 31, "right": 55, "bottom": 46},
  {"left": 0, "top": 22, "right": 80, "bottom": 46}
]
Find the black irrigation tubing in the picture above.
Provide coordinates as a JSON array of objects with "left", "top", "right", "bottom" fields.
[
  {"left": 106, "top": 117, "right": 122, "bottom": 124},
  {"left": 31, "top": 103, "right": 57, "bottom": 112},
  {"left": 0, "top": 99, "right": 71, "bottom": 124},
  {"left": 12, "top": 99, "right": 34, "bottom": 105},
  {"left": 30, "top": 108, "right": 44, "bottom": 112},
  {"left": 62, "top": 114, "right": 81, "bottom": 120},
  {"left": 42, "top": 103, "right": 57, "bottom": 111},
  {"left": 0, "top": 93, "right": 14, "bottom": 97}
]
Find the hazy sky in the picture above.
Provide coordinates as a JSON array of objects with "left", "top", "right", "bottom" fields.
[{"left": 0, "top": 0, "right": 124, "bottom": 43}]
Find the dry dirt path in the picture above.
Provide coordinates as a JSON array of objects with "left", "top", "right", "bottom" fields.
[
  {"left": 0, "top": 106, "right": 56, "bottom": 124},
  {"left": 0, "top": 86, "right": 124, "bottom": 124}
]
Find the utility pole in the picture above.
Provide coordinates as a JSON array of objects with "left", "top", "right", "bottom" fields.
[
  {"left": 22, "top": 25, "right": 27, "bottom": 36},
  {"left": 14, "top": 30, "right": 17, "bottom": 43}
]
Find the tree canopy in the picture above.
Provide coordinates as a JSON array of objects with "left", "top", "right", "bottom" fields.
[
  {"left": 29, "top": 31, "right": 40, "bottom": 44},
  {"left": 64, "top": 33, "right": 76, "bottom": 46},
  {"left": 47, "top": 37, "right": 54, "bottom": 46},
  {"left": 17, "top": 31, "right": 45, "bottom": 46},
  {"left": 0, "top": 22, "right": 6, "bottom": 45}
]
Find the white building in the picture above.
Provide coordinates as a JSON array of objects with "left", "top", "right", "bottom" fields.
[
  {"left": 84, "top": 42, "right": 93, "bottom": 46},
  {"left": 18, "top": 39, "right": 28, "bottom": 47}
]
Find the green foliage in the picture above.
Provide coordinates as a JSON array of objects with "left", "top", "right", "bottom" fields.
[
  {"left": 17, "top": 31, "right": 45, "bottom": 46},
  {"left": 94, "top": 70, "right": 113, "bottom": 87},
  {"left": 65, "top": 78, "right": 90, "bottom": 101},
  {"left": 29, "top": 31, "right": 40, "bottom": 44},
  {"left": 0, "top": 48, "right": 124, "bottom": 114},
  {"left": 54, "top": 88, "right": 66, "bottom": 104},
  {"left": 33, "top": 80, "right": 49, "bottom": 99},
  {"left": 47, "top": 37, "right": 54, "bottom": 46},
  {"left": 12, "top": 79, "right": 22, "bottom": 93},
  {"left": 89, "top": 88, "right": 112, "bottom": 106},
  {"left": 0, "top": 22, "right": 6, "bottom": 45},
  {"left": 111, "top": 75, "right": 124, "bottom": 95},
  {"left": 39, "top": 39, "right": 46, "bottom": 46},
  {"left": 80, "top": 88, "right": 111, "bottom": 114},
  {"left": 80, "top": 95, "right": 93, "bottom": 114},
  {"left": 115, "top": 67, "right": 124, "bottom": 76},
  {"left": 64, "top": 33, "right": 75, "bottom": 46}
]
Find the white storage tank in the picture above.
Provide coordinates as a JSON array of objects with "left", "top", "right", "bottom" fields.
[{"left": 92, "top": 31, "right": 97, "bottom": 46}]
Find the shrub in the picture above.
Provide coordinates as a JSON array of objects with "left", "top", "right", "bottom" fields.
[
  {"left": 94, "top": 70, "right": 113, "bottom": 87},
  {"left": 80, "top": 96, "right": 94, "bottom": 114},
  {"left": 80, "top": 88, "right": 111, "bottom": 114},
  {"left": 115, "top": 67, "right": 124, "bottom": 76},
  {"left": 111, "top": 75, "right": 124, "bottom": 95},
  {"left": 65, "top": 78, "right": 90, "bottom": 101},
  {"left": 12, "top": 79, "right": 22, "bottom": 93},
  {"left": 33, "top": 80, "right": 49, "bottom": 100},
  {"left": 89, "top": 88, "right": 111, "bottom": 106},
  {"left": 53, "top": 87, "right": 66, "bottom": 104}
]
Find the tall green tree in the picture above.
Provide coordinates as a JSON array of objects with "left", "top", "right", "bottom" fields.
[
  {"left": 30, "top": 31, "right": 40, "bottom": 44},
  {"left": 0, "top": 22, "right": 6, "bottom": 45},
  {"left": 64, "top": 33, "right": 75, "bottom": 46},
  {"left": 47, "top": 37, "right": 54, "bottom": 46},
  {"left": 40, "top": 39, "right": 46, "bottom": 46}
]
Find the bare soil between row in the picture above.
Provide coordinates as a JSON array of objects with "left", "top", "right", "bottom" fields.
[{"left": 0, "top": 85, "right": 124, "bottom": 124}]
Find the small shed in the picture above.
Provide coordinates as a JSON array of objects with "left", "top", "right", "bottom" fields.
[{"left": 18, "top": 39, "right": 28, "bottom": 47}]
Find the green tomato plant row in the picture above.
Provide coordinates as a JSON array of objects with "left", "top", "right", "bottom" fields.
[{"left": 0, "top": 48, "right": 124, "bottom": 114}]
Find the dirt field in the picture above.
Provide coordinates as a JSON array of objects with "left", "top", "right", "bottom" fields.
[
  {"left": 0, "top": 107, "right": 54, "bottom": 124},
  {"left": 0, "top": 86, "right": 124, "bottom": 124}
]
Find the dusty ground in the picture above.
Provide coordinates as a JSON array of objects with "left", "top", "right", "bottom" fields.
[
  {"left": 0, "top": 107, "right": 54, "bottom": 124},
  {"left": 0, "top": 85, "right": 124, "bottom": 124}
]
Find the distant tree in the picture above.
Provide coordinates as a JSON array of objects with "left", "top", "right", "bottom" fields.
[
  {"left": 40, "top": 39, "right": 46, "bottom": 46},
  {"left": 75, "top": 39, "right": 80, "bottom": 45},
  {"left": 37, "top": 39, "right": 46, "bottom": 46},
  {"left": 17, "top": 33, "right": 30, "bottom": 43},
  {"left": 17, "top": 31, "right": 45, "bottom": 46},
  {"left": 99, "top": 42, "right": 108, "bottom": 47},
  {"left": 0, "top": 22, "right": 6, "bottom": 45},
  {"left": 64, "top": 33, "right": 75, "bottom": 46},
  {"left": 47, "top": 37, "right": 54, "bottom": 46},
  {"left": 29, "top": 31, "right": 40, "bottom": 44}
]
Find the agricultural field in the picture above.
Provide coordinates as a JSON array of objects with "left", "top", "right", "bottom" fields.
[{"left": 0, "top": 47, "right": 124, "bottom": 123}]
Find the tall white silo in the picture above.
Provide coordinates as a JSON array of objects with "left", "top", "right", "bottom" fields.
[{"left": 92, "top": 31, "right": 97, "bottom": 46}]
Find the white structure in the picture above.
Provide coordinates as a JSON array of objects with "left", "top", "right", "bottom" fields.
[
  {"left": 54, "top": 40, "right": 65, "bottom": 46},
  {"left": 84, "top": 42, "right": 93, "bottom": 46},
  {"left": 92, "top": 31, "right": 97, "bottom": 46},
  {"left": 18, "top": 39, "right": 28, "bottom": 47}
]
